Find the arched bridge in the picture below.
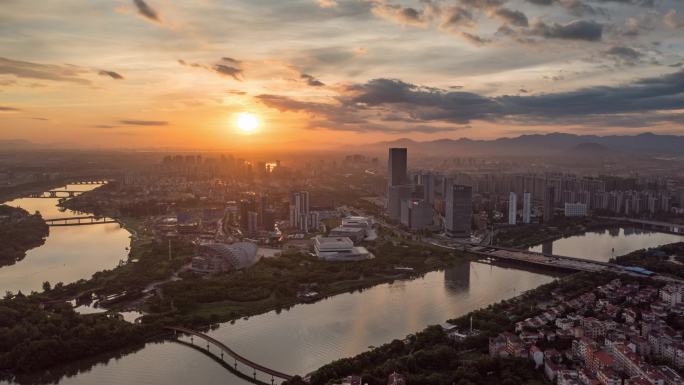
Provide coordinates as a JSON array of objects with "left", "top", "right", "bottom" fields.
[
  {"left": 164, "top": 326, "right": 295, "bottom": 384},
  {"left": 44, "top": 216, "right": 119, "bottom": 227}
]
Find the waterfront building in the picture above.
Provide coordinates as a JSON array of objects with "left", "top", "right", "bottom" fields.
[
  {"left": 313, "top": 236, "right": 372, "bottom": 261},
  {"left": 190, "top": 242, "right": 259, "bottom": 273},
  {"left": 508, "top": 192, "right": 517, "bottom": 225},
  {"left": 445, "top": 184, "right": 472, "bottom": 238}
]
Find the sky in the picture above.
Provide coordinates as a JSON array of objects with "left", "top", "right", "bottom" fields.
[{"left": 0, "top": 0, "right": 683, "bottom": 150}]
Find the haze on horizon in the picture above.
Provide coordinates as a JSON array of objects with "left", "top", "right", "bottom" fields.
[{"left": 1, "top": 0, "right": 683, "bottom": 150}]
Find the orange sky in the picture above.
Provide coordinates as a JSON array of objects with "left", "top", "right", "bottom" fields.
[{"left": 1, "top": 1, "right": 683, "bottom": 150}]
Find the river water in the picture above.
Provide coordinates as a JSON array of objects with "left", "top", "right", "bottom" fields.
[
  {"left": 0, "top": 184, "right": 131, "bottom": 294},
  {"left": 3, "top": 190, "right": 682, "bottom": 385},
  {"left": 528, "top": 226, "right": 684, "bottom": 262}
]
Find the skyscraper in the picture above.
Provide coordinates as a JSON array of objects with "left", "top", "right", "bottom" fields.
[
  {"left": 523, "top": 192, "right": 531, "bottom": 224},
  {"left": 388, "top": 148, "right": 408, "bottom": 187},
  {"left": 543, "top": 186, "right": 555, "bottom": 223},
  {"left": 445, "top": 184, "right": 472, "bottom": 238},
  {"left": 508, "top": 192, "right": 517, "bottom": 225},
  {"left": 387, "top": 148, "right": 410, "bottom": 220}
]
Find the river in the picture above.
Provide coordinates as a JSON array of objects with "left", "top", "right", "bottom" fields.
[
  {"left": 0, "top": 184, "right": 131, "bottom": 294},
  {"left": 3, "top": 190, "right": 683, "bottom": 385},
  {"left": 529, "top": 226, "right": 684, "bottom": 262}
]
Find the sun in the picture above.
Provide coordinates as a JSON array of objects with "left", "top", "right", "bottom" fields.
[{"left": 236, "top": 112, "right": 259, "bottom": 134}]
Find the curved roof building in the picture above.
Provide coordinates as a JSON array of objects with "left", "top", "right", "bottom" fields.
[{"left": 194, "top": 242, "right": 259, "bottom": 272}]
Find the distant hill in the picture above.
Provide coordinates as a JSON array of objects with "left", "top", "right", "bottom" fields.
[{"left": 361, "top": 132, "right": 684, "bottom": 156}]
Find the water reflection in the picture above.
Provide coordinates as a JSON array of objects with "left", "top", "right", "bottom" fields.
[
  {"left": 444, "top": 259, "right": 470, "bottom": 292},
  {"left": 529, "top": 226, "right": 684, "bottom": 262},
  {"left": 3, "top": 264, "right": 555, "bottom": 385}
]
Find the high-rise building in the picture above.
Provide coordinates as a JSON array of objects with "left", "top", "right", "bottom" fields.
[
  {"left": 445, "top": 184, "right": 472, "bottom": 238},
  {"left": 543, "top": 186, "right": 555, "bottom": 223},
  {"left": 417, "top": 172, "right": 435, "bottom": 204},
  {"left": 400, "top": 199, "right": 433, "bottom": 230},
  {"left": 387, "top": 148, "right": 411, "bottom": 220},
  {"left": 388, "top": 148, "right": 408, "bottom": 187},
  {"left": 239, "top": 198, "right": 256, "bottom": 230},
  {"left": 522, "top": 192, "right": 531, "bottom": 224},
  {"left": 508, "top": 192, "right": 517, "bottom": 225},
  {"left": 388, "top": 184, "right": 413, "bottom": 220},
  {"left": 289, "top": 191, "right": 310, "bottom": 232},
  {"left": 247, "top": 211, "right": 259, "bottom": 234}
]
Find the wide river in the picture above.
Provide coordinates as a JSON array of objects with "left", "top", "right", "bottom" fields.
[
  {"left": 529, "top": 226, "right": 684, "bottom": 262},
  {"left": 1, "top": 184, "right": 131, "bottom": 294},
  {"left": 2, "top": 190, "right": 682, "bottom": 385}
]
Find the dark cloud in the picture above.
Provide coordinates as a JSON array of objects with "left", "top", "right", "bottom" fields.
[
  {"left": 300, "top": 73, "right": 325, "bottom": 86},
  {"left": 221, "top": 57, "right": 242, "bottom": 64},
  {"left": 493, "top": 8, "right": 529, "bottom": 27},
  {"left": 98, "top": 70, "right": 124, "bottom": 80},
  {"left": 670, "top": 63, "right": 683, "bottom": 68},
  {"left": 133, "top": 0, "right": 160, "bottom": 22},
  {"left": 529, "top": 19, "right": 603, "bottom": 41},
  {"left": 0, "top": 57, "right": 89, "bottom": 84},
  {"left": 0, "top": 106, "right": 20, "bottom": 112},
  {"left": 460, "top": 32, "right": 491, "bottom": 46},
  {"left": 460, "top": 0, "right": 506, "bottom": 10},
  {"left": 257, "top": 70, "right": 684, "bottom": 131},
  {"left": 370, "top": 2, "right": 430, "bottom": 26},
  {"left": 213, "top": 64, "right": 243, "bottom": 80},
  {"left": 605, "top": 45, "right": 643, "bottom": 61},
  {"left": 118, "top": 120, "right": 168, "bottom": 126}
]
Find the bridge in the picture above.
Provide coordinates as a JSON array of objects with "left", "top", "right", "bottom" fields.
[
  {"left": 599, "top": 217, "right": 684, "bottom": 235},
  {"left": 432, "top": 241, "right": 684, "bottom": 284},
  {"left": 165, "top": 326, "right": 294, "bottom": 384},
  {"left": 44, "top": 216, "right": 118, "bottom": 227},
  {"left": 28, "top": 190, "right": 89, "bottom": 199}
]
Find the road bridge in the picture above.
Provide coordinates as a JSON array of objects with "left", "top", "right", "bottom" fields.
[
  {"left": 599, "top": 217, "right": 684, "bottom": 235},
  {"left": 164, "top": 326, "right": 295, "bottom": 384},
  {"left": 44, "top": 216, "right": 118, "bottom": 226},
  {"left": 28, "top": 190, "right": 88, "bottom": 199}
]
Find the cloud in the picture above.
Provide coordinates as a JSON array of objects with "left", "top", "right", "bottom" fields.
[
  {"left": 529, "top": 19, "right": 603, "bottom": 41},
  {"left": 440, "top": 6, "right": 476, "bottom": 31},
  {"left": 133, "top": 0, "right": 160, "bottom": 22},
  {"left": 0, "top": 106, "right": 20, "bottom": 112},
  {"left": 300, "top": 73, "right": 325, "bottom": 86},
  {"left": 460, "top": 32, "right": 491, "bottom": 46},
  {"left": 213, "top": 64, "right": 243, "bottom": 80},
  {"left": 604, "top": 45, "right": 643, "bottom": 62},
  {"left": 370, "top": 2, "right": 433, "bottom": 26},
  {"left": 0, "top": 57, "right": 90, "bottom": 84},
  {"left": 98, "top": 70, "right": 124, "bottom": 80},
  {"left": 492, "top": 8, "right": 529, "bottom": 27},
  {"left": 664, "top": 10, "right": 684, "bottom": 29},
  {"left": 316, "top": 0, "right": 338, "bottom": 8},
  {"left": 257, "top": 70, "right": 684, "bottom": 131},
  {"left": 221, "top": 57, "right": 242, "bottom": 65},
  {"left": 118, "top": 120, "right": 168, "bottom": 126}
]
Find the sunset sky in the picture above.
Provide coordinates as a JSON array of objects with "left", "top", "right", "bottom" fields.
[{"left": 1, "top": 0, "right": 683, "bottom": 150}]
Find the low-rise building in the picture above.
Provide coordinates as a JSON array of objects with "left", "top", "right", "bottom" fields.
[{"left": 313, "top": 236, "right": 372, "bottom": 261}]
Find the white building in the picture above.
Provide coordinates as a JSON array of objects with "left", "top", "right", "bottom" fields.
[
  {"left": 313, "top": 236, "right": 372, "bottom": 261},
  {"left": 509, "top": 192, "right": 517, "bottom": 225},
  {"left": 289, "top": 191, "right": 310, "bottom": 231},
  {"left": 523, "top": 192, "right": 531, "bottom": 224},
  {"left": 564, "top": 203, "right": 588, "bottom": 217}
]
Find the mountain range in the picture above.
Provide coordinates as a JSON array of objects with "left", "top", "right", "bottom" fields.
[{"left": 359, "top": 132, "right": 684, "bottom": 156}]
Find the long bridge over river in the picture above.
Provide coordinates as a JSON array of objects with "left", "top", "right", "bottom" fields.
[
  {"left": 44, "top": 216, "right": 119, "bottom": 227},
  {"left": 432, "top": 241, "right": 684, "bottom": 284},
  {"left": 165, "top": 326, "right": 295, "bottom": 384}
]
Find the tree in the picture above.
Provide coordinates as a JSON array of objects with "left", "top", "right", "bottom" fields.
[{"left": 42, "top": 281, "right": 51, "bottom": 292}]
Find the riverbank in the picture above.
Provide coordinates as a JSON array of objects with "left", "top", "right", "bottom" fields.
[
  {"left": 0, "top": 178, "right": 75, "bottom": 203},
  {"left": 288, "top": 271, "right": 621, "bottom": 385},
  {"left": 494, "top": 217, "right": 629, "bottom": 249},
  {"left": 0, "top": 205, "right": 49, "bottom": 268}
]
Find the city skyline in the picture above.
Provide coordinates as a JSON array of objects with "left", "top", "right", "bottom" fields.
[{"left": 2, "top": 0, "right": 684, "bottom": 151}]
